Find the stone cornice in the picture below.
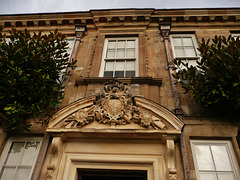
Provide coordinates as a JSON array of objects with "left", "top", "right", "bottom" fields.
[{"left": 0, "top": 8, "right": 239, "bottom": 30}]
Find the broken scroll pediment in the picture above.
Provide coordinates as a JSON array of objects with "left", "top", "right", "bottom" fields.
[{"left": 64, "top": 80, "right": 166, "bottom": 130}]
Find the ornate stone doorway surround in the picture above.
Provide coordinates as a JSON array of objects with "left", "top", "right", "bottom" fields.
[{"left": 46, "top": 80, "right": 184, "bottom": 180}]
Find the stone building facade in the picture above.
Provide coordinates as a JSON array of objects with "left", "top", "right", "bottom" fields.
[{"left": 0, "top": 8, "right": 240, "bottom": 180}]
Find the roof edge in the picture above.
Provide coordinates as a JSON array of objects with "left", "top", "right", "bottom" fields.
[{"left": 0, "top": 7, "right": 240, "bottom": 17}]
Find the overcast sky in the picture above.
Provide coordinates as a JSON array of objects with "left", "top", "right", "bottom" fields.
[{"left": 1, "top": 0, "right": 240, "bottom": 15}]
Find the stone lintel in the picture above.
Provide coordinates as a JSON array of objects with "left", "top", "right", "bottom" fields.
[{"left": 47, "top": 128, "right": 182, "bottom": 140}]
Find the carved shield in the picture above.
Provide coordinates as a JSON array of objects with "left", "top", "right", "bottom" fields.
[{"left": 103, "top": 99, "right": 123, "bottom": 116}]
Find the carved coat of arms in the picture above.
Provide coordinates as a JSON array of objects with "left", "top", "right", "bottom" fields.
[{"left": 64, "top": 80, "right": 166, "bottom": 129}]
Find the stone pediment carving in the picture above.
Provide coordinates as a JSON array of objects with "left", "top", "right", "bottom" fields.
[
  {"left": 47, "top": 80, "right": 184, "bottom": 132},
  {"left": 63, "top": 80, "right": 166, "bottom": 129}
]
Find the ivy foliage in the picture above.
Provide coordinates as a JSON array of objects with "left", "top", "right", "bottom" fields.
[
  {"left": 0, "top": 28, "right": 75, "bottom": 132},
  {"left": 173, "top": 35, "right": 240, "bottom": 113}
]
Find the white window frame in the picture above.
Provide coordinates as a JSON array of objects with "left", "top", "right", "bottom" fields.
[
  {"left": 65, "top": 37, "right": 76, "bottom": 59},
  {"left": 99, "top": 37, "right": 139, "bottom": 77},
  {"left": 170, "top": 34, "right": 200, "bottom": 67},
  {"left": 0, "top": 137, "right": 43, "bottom": 180},
  {"left": 191, "top": 140, "right": 240, "bottom": 180}
]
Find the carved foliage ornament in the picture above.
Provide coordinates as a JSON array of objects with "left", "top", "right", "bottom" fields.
[{"left": 64, "top": 80, "right": 166, "bottom": 129}]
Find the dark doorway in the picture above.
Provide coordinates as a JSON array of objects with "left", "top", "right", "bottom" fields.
[{"left": 78, "top": 169, "right": 147, "bottom": 180}]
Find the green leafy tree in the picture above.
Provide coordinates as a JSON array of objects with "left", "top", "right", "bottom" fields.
[
  {"left": 173, "top": 35, "right": 240, "bottom": 114},
  {"left": 0, "top": 28, "right": 75, "bottom": 132}
]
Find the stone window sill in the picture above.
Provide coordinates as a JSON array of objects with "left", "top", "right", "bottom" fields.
[{"left": 75, "top": 77, "right": 162, "bottom": 86}]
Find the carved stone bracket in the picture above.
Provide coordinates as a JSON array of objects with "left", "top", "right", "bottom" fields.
[
  {"left": 47, "top": 137, "right": 63, "bottom": 180},
  {"left": 159, "top": 22, "right": 171, "bottom": 40},
  {"left": 63, "top": 80, "right": 166, "bottom": 129},
  {"left": 75, "top": 25, "right": 87, "bottom": 41},
  {"left": 164, "top": 135, "right": 177, "bottom": 180}
]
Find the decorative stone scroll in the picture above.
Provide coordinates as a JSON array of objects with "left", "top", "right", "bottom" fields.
[{"left": 64, "top": 80, "right": 166, "bottom": 129}]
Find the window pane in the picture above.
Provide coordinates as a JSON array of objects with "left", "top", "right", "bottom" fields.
[
  {"left": 183, "top": 37, "right": 194, "bottom": 46},
  {"left": 106, "top": 49, "right": 115, "bottom": 58},
  {"left": 13, "top": 168, "right": 31, "bottom": 180},
  {"left": 127, "top": 40, "right": 135, "bottom": 48},
  {"left": 115, "top": 71, "right": 124, "bottom": 77},
  {"left": 199, "top": 172, "right": 217, "bottom": 180},
  {"left": 66, "top": 39, "right": 75, "bottom": 54},
  {"left": 108, "top": 40, "right": 116, "bottom": 49},
  {"left": 217, "top": 172, "right": 235, "bottom": 180},
  {"left": 116, "top": 49, "right": 125, "bottom": 58},
  {"left": 185, "top": 47, "right": 196, "bottom": 57},
  {"left": 105, "top": 61, "right": 114, "bottom": 71},
  {"left": 6, "top": 142, "right": 25, "bottom": 165},
  {"left": 115, "top": 61, "right": 125, "bottom": 70},
  {"left": 20, "top": 142, "right": 40, "bottom": 165},
  {"left": 117, "top": 40, "right": 125, "bottom": 48},
  {"left": 211, "top": 145, "right": 232, "bottom": 171},
  {"left": 126, "top": 61, "right": 135, "bottom": 70},
  {"left": 175, "top": 47, "right": 185, "bottom": 57},
  {"left": 0, "top": 167, "right": 15, "bottom": 180},
  {"left": 172, "top": 37, "right": 182, "bottom": 46},
  {"left": 67, "top": 39, "right": 75, "bottom": 48},
  {"left": 195, "top": 145, "right": 215, "bottom": 170},
  {"left": 104, "top": 71, "right": 113, "bottom": 77},
  {"left": 126, "top": 71, "right": 135, "bottom": 77},
  {"left": 126, "top": 48, "right": 135, "bottom": 58}
]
